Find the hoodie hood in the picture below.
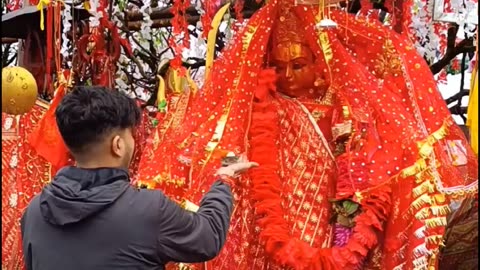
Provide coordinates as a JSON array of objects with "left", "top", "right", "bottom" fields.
[{"left": 40, "top": 167, "right": 131, "bottom": 226}]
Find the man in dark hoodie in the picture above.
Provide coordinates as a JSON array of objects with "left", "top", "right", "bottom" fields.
[{"left": 20, "top": 86, "right": 257, "bottom": 270}]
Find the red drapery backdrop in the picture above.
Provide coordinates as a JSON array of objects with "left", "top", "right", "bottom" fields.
[{"left": 2, "top": 102, "right": 53, "bottom": 270}]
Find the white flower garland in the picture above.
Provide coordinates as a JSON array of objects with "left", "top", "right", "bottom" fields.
[
  {"left": 89, "top": 0, "right": 102, "bottom": 27},
  {"left": 409, "top": 0, "right": 441, "bottom": 63},
  {"left": 60, "top": 2, "right": 72, "bottom": 61},
  {"left": 139, "top": 0, "right": 153, "bottom": 40},
  {"left": 409, "top": 0, "right": 477, "bottom": 64},
  {"left": 450, "top": 0, "right": 477, "bottom": 37},
  {"left": 112, "top": 3, "right": 129, "bottom": 93}
]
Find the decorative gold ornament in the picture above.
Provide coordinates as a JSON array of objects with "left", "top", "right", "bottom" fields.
[
  {"left": 271, "top": 5, "right": 306, "bottom": 46},
  {"left": 2, "top": 66, "right": 38, "bottom": 115}
]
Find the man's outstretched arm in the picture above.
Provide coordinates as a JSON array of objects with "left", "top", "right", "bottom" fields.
[
  {"left": 156, "top": 180, "right": 233, "bottom": 263},
  {"left": 156, "top": 160, "right": 257, "bottom": 263}
]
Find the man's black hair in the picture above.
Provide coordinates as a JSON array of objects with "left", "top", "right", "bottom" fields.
[{"left": 55, "top": 86, "right": 141, "bottom": 153}]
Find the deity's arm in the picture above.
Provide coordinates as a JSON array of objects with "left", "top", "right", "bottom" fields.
[{"left": 155, "top": 181, "right": 233, "bottom": 263}]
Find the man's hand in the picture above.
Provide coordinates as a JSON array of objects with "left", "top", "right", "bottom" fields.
[
  {"left": 215, "top": 154, "right": 258, "bottom": 177},
  {"left": 216, "top": 162, "right": 259, "bottom": 177}
]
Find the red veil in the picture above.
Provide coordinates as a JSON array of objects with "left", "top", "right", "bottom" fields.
[{"left": 136, "top": 0, "right": 477, "bottom": 269}]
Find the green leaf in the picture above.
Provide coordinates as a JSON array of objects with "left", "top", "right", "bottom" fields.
[
  {"left": 118, "top": 0, "right": 126, "bottom": 11},
  {"left": 343, "top": 200, "right": 359, "bottom": 215},
  {"left": 157, "top": 100, "right": 167, "bottom": 113}
]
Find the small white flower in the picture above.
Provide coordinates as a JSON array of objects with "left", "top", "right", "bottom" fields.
[
  {"left": 9, "top": 193, "right": 18, "bottom": 208},
  {"left": 89, "top": 16, "right": 100, "bottom": 27},
  {"left": 115, "top": 78, "right": 129, "bottom": 91},
  {"left": 3, "top": 117, "right": 13, "bottom": 130},
  {"left": 9, "top": 154, "right": 18, "bottom": 168}
]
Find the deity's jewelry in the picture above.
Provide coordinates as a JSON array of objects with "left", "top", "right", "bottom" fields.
[
  {"left": 314, "top": 77, "right": 325, "bottom": 87},
  {"left": 312, "top": 87, "right": 334, "bottom": 106}
]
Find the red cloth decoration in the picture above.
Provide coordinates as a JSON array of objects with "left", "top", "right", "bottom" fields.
[
  {"left": 27, "top": 79, "right": 70, "bottom": 170},
  {"left": 2, "top": 104, "right": 53, "bottom": 270}
]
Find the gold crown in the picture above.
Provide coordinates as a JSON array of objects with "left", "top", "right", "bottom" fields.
[{"left": 271, "top": 6, "right": 307, "bottom": 45}]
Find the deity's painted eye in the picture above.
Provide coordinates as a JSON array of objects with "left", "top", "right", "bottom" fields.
[
  {"left": 292, "top": 63, "right": 305, "bottom": 70},
  {"left": 275, "top": 65, "right": 287, "bottom": 72}
]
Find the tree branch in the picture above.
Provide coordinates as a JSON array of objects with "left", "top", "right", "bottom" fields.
[{"left": 430, "top": 24, "right": 476, "bottom": 74}]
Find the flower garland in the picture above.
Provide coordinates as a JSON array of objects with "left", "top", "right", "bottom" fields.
[
  {"left": 169, "top": 0, "right": 190, "bottom": 72},
  {"left": 88, "top": 0, "right": 102, "bottom": 28},
  {"left": 248, "top": 72, "right": 392, "bottom": 269},
  {"left": 60, "top": 1, "right": 72, "bottom": 63},
  {"left": 408, "top": 0, "right": 442, "bottom": 63},
  {"left": 407, "top": 0, "right": 477, "bottom": 65},
  {"left": 113, "top": 2, "right": 130, "bottom": 93},
  {"left": 139, "top": 0, "right": 153, "bottom": 40}
]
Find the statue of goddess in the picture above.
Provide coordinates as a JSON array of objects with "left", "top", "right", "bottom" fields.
[{"left": 136, "top": 0, "right": 478, "bottom": 269}]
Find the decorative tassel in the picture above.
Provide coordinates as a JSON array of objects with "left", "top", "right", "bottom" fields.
[
  {"left": 411, "top": 193, "right": 432, "bottom": 210},
  {"left": 417, "top": 142, "right": 434, "bottom": 160},
  {"left": 413, "top": 243, "right": 429, "bottom": 258},
  {"left": 430, "top": 205, "right": 450, "bottom": 216},
  {"left": 425, "top": 217, "right": 447, "bottom": 228},
  {"left": 412, "top": 180, "right": 434, "bottom": 197},
  {"left": 414, "top": 170, "right": 426, "bottom": 184},
  {"left": 416, "top": 120, "right": 450, "bottom": 159},
  {"left": 426, "top": 235, "right": 443, "bottom": 245},
  {"left": 414, "top": 226, "right": 426, "bottom": 238},
  {"left": 414, "top": 207, "right": 430, "bottom": 220},
  {"left": 412, "top": 256, "right": 428, "bottom": 268},
  {"left": 401, "top": 159, "right": 427, "bottom": 178}
]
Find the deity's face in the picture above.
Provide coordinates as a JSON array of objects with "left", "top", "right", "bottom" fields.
[{"left": 269, "top": 42, "right": 317, "bottom": 98}]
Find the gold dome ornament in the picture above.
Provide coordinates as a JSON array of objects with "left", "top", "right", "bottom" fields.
[{"left": 2, "top": 66, "right": 38, "bottom": 115}]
